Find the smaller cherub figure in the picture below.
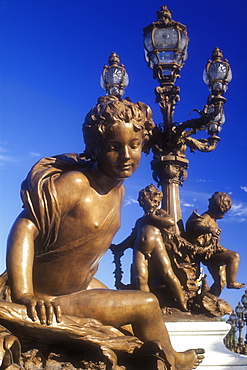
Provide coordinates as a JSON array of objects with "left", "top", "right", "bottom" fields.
[
  {"left": 186, "top": 192, "right": 245, "bottom": 297},
  {"left": 112, "top": 184, "right": 188, "bottom": 312}
]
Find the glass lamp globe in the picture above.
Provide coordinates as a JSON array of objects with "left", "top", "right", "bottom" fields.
[
  {"left": 143, "top": 6, "right": 189, "bottom": 81},
  {"left": 235, "top": 302, "right": 243, "bottom": 318},
  {"left": 243, "top": 308, "right": 247, "bottom": 323},
  {"left": 100, "top": 53, "right": 129, "bottom": 97},
  {"left": 241, "top": 290, "right": 247, "bottom": 308},
  {"left": 203, "top": 47, "right": 232, "bottom": 95}
]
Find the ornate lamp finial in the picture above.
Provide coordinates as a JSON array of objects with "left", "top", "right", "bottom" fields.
[{"left": 156, "top": 5, "right": 172, "bottom": 25}]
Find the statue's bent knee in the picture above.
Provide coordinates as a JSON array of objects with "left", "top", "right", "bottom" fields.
[{"left": 141, "top": 292, "right": 160, "bottom": 310}]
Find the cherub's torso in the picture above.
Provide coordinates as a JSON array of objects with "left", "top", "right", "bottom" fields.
[{"left": 194, "top": 212, "right": 219, "bottom": 248}]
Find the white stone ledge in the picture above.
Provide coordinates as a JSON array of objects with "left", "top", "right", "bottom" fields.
[{"left": 165, "top": 321, "right": 247, "bottom": 369}]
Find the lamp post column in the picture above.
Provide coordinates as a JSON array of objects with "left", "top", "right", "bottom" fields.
[{"left": 151, "top": 153, "right": 188, "bottom": 235}]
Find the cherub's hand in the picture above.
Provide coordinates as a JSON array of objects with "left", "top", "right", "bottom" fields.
[
  {"left": 211, "top": 228, "right": 221, "bottom": 238},
  {"left": 18, "top": 294, "right": 62, "bottom": 325}
]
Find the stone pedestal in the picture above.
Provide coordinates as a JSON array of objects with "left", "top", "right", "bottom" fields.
[{"left": 165, "top": 321, "right": 247, "bottom": 369}]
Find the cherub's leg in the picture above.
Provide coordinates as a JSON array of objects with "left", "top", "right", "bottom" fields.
[
  {"left": 152, "top": 239, "right": 188, "bottom": 312},
  {"left": 133, "top": 249, "right": 150, "bottom": 292},
  {"left": 205, "top": 250, "right": 244, "bottom": 293},
  {"left": 224, "top": 251, "right": 245, "bottom": 289},
  {"left": 53, "top": 289, "right": 204, "bottom": 370},
  {"left": 206, "top": 263, "right": 226, "bottom": 296}
]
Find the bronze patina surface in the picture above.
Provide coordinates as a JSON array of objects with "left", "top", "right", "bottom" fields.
[{"left": 0, "top": 97, "right": 205, "bottom": 370}]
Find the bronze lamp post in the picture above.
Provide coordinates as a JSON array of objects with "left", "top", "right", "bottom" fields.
[
  {"left": 101, "top": 6, "right": 232, "bottom": 235},
  {"left": 143, "top": 6, "right": 232, "bottom": 234}
]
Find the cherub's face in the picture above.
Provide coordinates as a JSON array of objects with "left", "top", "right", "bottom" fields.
[
  {"left": 209, "top": 203, "right": 228, "bottom": 219},
  {"left": 97, "top": 121, "right": 143, "bottom": 180},
  {"left": 141, "top": 195, "right": 161, "bottom": 212}
]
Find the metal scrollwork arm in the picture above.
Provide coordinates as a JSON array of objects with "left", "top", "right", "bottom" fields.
[{"left": 185, "top": 136, "right": 220, "bottom": 153}]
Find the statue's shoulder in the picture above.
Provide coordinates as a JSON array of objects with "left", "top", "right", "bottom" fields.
[
  {"left": 186, "top": 209, "right": 201, "bottom": 222},
  {"left": 186, "top": 210, "right": 205, "bottom": 234},
  {"left": 48, "top": 153, "right": 91, "bottom": 189},
  {"left": 53, "top": 170, "right": 92, "bottom": 216},
  {"left": 200, "top": 212, "right": 212, "bottom": 222},
  {"left": 56, "top": 169, "right": 88, "bottom": 185},
  {"left": 191, "top": 211, "right": 212, "bottom": 225},
  {"left": 43, "top": 154, "right": 91, "bottom": 212},
  {"left": 55, "top": 169, "right": 89, "bottom": 197}
]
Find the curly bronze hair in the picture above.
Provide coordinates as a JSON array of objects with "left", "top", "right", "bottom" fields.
[
  {"left": 82, "top": 96, "right": 154, "bottom": 159},
  {"left": 138, "top": 184, "right": 163, "bottom": 208},
  {"left": 208, "top": 192, "right": 232, "bottom": 214}
]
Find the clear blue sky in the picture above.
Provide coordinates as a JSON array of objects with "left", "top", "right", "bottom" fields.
[{"left": 0, "top": 0, "right": 246, "bottom": 312}]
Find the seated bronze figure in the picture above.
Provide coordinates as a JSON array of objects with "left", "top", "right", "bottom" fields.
[{"left": 0, "top": 97, "right": 204, "bottom": 369}]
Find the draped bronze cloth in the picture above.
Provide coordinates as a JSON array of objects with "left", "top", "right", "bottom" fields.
[{"left": 20, "top": 153, "right": 91, "bottom": 256}]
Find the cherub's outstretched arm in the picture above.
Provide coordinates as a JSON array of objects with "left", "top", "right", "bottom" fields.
[{"left": 110, "top": 228, "right": 136, "bottom": 254}]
